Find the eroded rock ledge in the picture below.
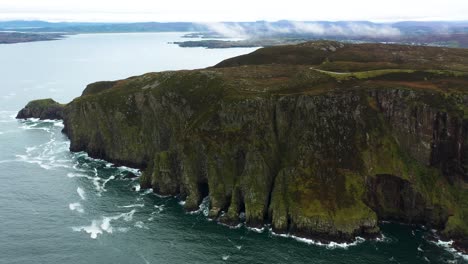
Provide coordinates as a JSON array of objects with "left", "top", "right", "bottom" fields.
[{"left": 17, "top": 41, "right": 468, "bottom": 251}]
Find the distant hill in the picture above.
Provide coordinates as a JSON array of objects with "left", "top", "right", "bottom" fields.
[
  {"left": 2, "top": 20, "right": 468, "bottom": 48},
  {"left": 0, "top": 20, "right": 207, "bottom": 33}
]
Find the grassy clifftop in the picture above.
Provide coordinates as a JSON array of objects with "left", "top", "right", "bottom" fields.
[{"left": 215, "top": 40, "right": 468, "bottom": 72}]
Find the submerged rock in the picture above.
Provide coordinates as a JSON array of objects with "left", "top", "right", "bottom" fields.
[
  {"left": 16, "top": 98, "right": 64, "bottom": 120},
  {"left": 123, "top": 172, "right": 138, "bottom": 179}
]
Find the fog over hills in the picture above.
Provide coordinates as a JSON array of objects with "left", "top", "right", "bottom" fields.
[{"left": 1, "top": 20, "right": 468, "bottom": 47}]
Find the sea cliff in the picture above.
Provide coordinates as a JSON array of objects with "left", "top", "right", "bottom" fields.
[{"left": 18, "top": 41, "right": 468, "bottom": 251}]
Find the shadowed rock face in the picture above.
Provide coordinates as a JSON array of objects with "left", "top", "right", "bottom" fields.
[
  {"left": 16, "top": 99, "right": 64, "bottom": 120},
  {"left": 17, "top": 41, "right": 468, "bottom": 248},
  {"left": 365, "top": 174, "right": 449, "bottom": 227}
]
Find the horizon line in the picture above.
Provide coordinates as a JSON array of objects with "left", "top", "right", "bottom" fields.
[{"left": 0, "top": 18, "right": 468, "bottom": 24}]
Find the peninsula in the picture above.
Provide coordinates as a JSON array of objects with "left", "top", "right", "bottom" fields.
[{"left": 18, "top": 41, "right": 468, "bottom": 253}]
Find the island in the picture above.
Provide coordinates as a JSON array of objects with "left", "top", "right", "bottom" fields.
[{"left": 18, "top": 41, "right": 468, "bottom": 253}]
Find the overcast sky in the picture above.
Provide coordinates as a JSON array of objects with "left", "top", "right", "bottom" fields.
[{"left": 0, "top": 0, "right": 467, "bottom": 22}]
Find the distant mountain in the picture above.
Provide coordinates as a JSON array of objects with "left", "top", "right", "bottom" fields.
[{"left": 2, "top": 20, "right": 467, "bottom": 35}]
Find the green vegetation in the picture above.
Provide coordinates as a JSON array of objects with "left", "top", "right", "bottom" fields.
[{"left": 16, "top": 98, "right": 64, "bottom": 120}]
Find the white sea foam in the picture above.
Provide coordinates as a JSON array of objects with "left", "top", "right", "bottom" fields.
[
  {"left": 72, "top": 220, "right": 103, "bottom": 239},
  {"left": 78, "top": 154, "right": 140, "bottom": 175},
  {"left": 14, "top": 124, "right": 70, "bottom": 170},
  {"left": 69, "top": 202, "right": 84, "bottom": 213},
  {"left": 187, "top": 196, "right": 210, "bottom": 216},
  {"left": 101, "top": 175, "right": 115, "bottom": 190},
  {"left": 72, "top": 209, "right": 136, "bottom": 239},
  {"left": 117, "top": 165, "right": 140, "bottom": 175},
  {"left": 374, "top": 233, "right": 391, "bottom": 243},
  {"left": 294, "top": 235, "right": 365, "bottom": 249},
  {"left": 100, "top": 218, "right": 113, "bottom": 233},
  {"left": 247, "top": 226, "right": 264, "bottom": 233},
  {"left": 77, "top": 187, "right": 86, "bottom": 200},
  {"left": 119, "top": 204, "right": 144, "bottom": 208},
  {"left": 154, "top": 205, "right": 165, "bottom": 212},
  {"left": 218, "top": 222, "right": 243, "bottom": 229},
  {"left": 67, "top": 172, "right": 93, "bottom": 180},
  {"left": 53, "top": 122, "right": 64, "bottom": 128},
  {"left": 68, "top": 172, "right": 116, "bottom": 196},
  {"left": 152, "top": 192, "right": 172, "bottom": 198},
  {"left": 435, "top": 239, "right": 454, "bottom": 247},
  {"left": 134, "top": 221, "right": 148, "bottom": 229},
  {"left": 140, "top": 188, "right": 153, "bottom": 195},
  {"left": 133, "top": 184, "right": 141, "bottom": 192},
  {"left": 270, "top": 229, "right": 365, "bottom": 249},
  {"left": 432, "top": 239, "right": 468, "bottom": 261},
  {"left": 117, "top": 227, "right": 129, "bottom": 233},
  {"left": 19, "top": 121, "right": 52, "bottom": 132}
]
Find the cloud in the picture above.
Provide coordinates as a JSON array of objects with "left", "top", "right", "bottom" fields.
[
  {"left": 289, "top": 22, "right": 327, "bottom": 35},
  {"left": 346, "top": 23, "right": 401, "bottom": 37},
  {"left": 201, "top": 22, "right": 249, "bottom": 38},
  {"left": 202, "top": 21, "right": 401, "bottom": 38}
]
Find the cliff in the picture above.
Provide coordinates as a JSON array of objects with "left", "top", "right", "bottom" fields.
[
  {"left": 16, "top": 99, "right": 64, "bottom": 120},
  {"left": 18, "top": 41, "right": 468, "bottom": 250}
]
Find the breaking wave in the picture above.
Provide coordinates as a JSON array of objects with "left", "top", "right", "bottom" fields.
[
  {"left": 433, "top": 240, "right": 468, "bottom": 261},
  {"left": 270, "top": 229, "right": 366, "bottom": 249},
  {"left": 69, "top": 202, "right": 84, "bottom": 213},
  {"left": 16, "top": 119, "right": 70, "bottom": 170},
  {"left": 187, "top": 196, "right": 210, "bottom": 216},
  {"left": 77, "top": 187, "right": 86, "bottom": 200},
  {"left": 72, "top": 209, "right": 136, "bottom": 239}
]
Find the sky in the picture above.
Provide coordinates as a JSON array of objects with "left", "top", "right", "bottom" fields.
[{"left": 0, "top": 0, "right": 467, "bottom": 22}]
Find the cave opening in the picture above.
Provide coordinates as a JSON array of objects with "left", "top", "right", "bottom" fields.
[{"left": 198, "top": 181, "right": 210, "bottom": 199}]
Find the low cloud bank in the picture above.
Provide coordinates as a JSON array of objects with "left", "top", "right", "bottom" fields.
[{"left": 201, "top": 21, "right": 402, "bottom": 38}]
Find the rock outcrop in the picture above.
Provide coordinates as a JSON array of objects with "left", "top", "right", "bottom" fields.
[
  {"left": 17, "top": 41, "right": 468, "bottom": 249},
  {"left": 16, "top": 98, "right": 64, "bottom": 120}
]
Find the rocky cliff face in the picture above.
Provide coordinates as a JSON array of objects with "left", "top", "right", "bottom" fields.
[
  {"left": 18, "top": 41, "right": 468, "bottom": 249},
  {"left": 16, "top": 98, "right": 64, "bottom": 120}
]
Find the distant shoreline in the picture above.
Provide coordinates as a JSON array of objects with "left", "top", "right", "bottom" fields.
[{"left": 0, "top": 32, "right": 67, "bottom": 44}]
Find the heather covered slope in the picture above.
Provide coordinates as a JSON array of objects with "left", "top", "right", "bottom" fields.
[
  {"left": 215, "top": 41, "right": 468, "bottom": 72},
  {"left": 18, "top": 41, "right": 468, "bottom": 251}
]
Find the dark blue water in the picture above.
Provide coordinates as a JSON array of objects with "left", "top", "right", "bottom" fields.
[{"left": 0, "top": 33, "right": 466, "bottom": 264}]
